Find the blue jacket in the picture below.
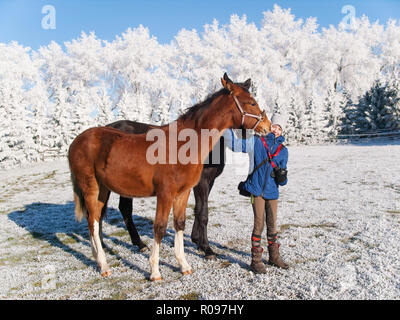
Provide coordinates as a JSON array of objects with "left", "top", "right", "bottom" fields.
[{"left": 224, "top": 129, "right": 288, "bottom": 200}]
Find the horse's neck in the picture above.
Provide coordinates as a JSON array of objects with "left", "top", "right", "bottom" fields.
[{"left": 176, "top": 95, "right": 234, "bottom": 163}]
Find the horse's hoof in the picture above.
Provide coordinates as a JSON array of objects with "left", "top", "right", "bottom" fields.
[
  {"left": 205, "top": 253, "right": 217, "bottom": 260},
  {"left": 204, "top": 248, "right": 217, "bottom": 260},
  {"left": 182, "top": 269, "right": 193, "bottom": 276},
  {"left": 101, "top": 270, "right": 112, "bottom": 277},
  {"left": 150, "top": 276, "right": 162, "bottom": 282},
  {"left": 139, "top": 245, "right": 149, "bottom": 253}
]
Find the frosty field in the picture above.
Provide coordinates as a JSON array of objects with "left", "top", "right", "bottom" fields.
[{"left": 0, "top": 141, "right": 399, "bottom": 300}]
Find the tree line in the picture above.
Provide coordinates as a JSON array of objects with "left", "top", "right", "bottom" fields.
[{"left": 1, "top": 5, "right": 399, "bottom": 168}]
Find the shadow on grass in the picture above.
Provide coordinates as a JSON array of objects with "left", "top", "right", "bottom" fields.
[
  {"left": 7, "top": 202, "right": 167, "bottom": 278},
  {"left": 8, "top": 201, "right": 251, "bottom": 276},
  {"left": 104, "top": 203, "right": 251, "bottom": 263}
]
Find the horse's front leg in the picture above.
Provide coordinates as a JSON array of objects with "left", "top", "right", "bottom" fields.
[
  {"left": 173, "top": 189, "right": 192, "bottom": 275},
  {"left": 149, "top": 192, "right": 174, "bottom": 281},
  {"left": 191, "top": 183, "right": 204, "bottom": 245},
  {"left": 118, "top": 196, "right": 148, "bottom": 252},
  {"left": 192, "top": 171, "right": 217, "bottom": 259}
]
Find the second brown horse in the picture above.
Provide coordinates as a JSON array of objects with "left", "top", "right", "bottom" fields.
[{"left": 68, "top": 73, "right": 271, "bottom": 281}]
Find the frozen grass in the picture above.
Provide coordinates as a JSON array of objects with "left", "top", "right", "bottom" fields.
[{"left": 0, "top": 141, "right": 400, "bottom": 299}]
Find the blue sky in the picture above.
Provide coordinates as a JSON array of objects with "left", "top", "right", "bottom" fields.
[{"left": 0, "top": 0, "right": 399, "bottom": 49}]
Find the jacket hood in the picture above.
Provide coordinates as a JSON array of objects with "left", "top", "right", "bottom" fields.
[{"left": 266, "top": 132, "right": 285, "bottom": 144}]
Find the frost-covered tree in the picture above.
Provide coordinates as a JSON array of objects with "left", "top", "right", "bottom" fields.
[
  {"left": 63, "top": 32, "right": 107, "bottom": 135},
  {"left": 105, "top": 26, "right": 168, "bottom": 123},
  {"left": 0, "top": 42, "right": 47, "bottom": 166},
  {"left": 285, "top": 96, "right": 304, "bottom": 144},
  {"left": 302, "top": 98, "right": 321, "bottom": 144},
  {"left": 36, "top": 41, "right": 74, "bottom": 156},
  {"left": 380, "top": 19, "right": 400, "bottom": 82},
  {"left": 320, "top": 90, "right": 347, "bottom": 140},
  {"left": 353, "top": 80, "right": 400, "bottom": 132},
  {"left": 95, "top": 85, "right": 115, "bottom": 126},
  {"left": 1, "top": 5, "right": 400, "bottom": 168},
  {"left": 320, "top": 18, "right": 381, "bottom": 102},
  {"left": 339, "top": 92, "right": 358, "bottom": 134}
]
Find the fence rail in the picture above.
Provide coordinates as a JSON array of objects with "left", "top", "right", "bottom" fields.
[{"left": 336, "top": 130, "right": 400, "bottom": 140}]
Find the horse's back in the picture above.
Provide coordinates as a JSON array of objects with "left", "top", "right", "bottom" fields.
[
  {"left": 106, "top": 120, "right": 158, "bottom": 134},
  {"left": 69, "top": 126, "right": 156, "bottom": 197},
  {"left": 69, "top": 127, "right": 124, "bottom": 161}
]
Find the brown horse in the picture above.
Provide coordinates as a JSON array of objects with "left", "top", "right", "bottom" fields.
[
  {"left": 68, "top": 73, "right": 271, "bottom": 280},
  {"left": 101, "top": 79, "right": 250, "bottom": 258}
]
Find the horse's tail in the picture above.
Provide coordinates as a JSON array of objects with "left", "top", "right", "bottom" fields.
[{"left": 70, "top": 172, "right": 87, "bottom": 222}]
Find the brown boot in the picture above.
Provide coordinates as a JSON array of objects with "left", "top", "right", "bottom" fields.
[
  {"left": 268, "top": 242, "right": 289, "bottom": 269},
  {"left": 250, "top": 247, "right": 267, "bottom": 274}
]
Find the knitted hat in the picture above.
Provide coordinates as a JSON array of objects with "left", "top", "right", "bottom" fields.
[{"left": 271, "top": 113, "right": 287, "bottom": 131}]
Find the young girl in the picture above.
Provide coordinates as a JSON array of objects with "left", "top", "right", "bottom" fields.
[{"left": 224, "top": 114, "right": 289, "bottom": 273}]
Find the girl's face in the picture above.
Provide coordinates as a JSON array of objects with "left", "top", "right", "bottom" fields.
[{"left": 271, "top": 124, "right": 282, "bottom": 137}]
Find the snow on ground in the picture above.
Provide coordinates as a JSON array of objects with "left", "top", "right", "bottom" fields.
[{"left": 0, "top": 141, "right": 400, "bottom": 300}]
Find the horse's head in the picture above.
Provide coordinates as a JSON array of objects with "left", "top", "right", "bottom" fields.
[{"left": 221, "top": 73, "right": 271, "bottom": 135}]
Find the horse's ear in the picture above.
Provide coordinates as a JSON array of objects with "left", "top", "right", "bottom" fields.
[
  {"left": 221, "top": 73, "right": 233, "bottom": 92},
  {"left": 223, "top": 73, "right": 233, "bottom": 83},
  {"left": 243, "top": 78, "right": 251, "bottom": 90}
]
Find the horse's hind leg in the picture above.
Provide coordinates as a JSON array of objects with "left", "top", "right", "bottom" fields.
[
  {"left": 173, "top": 189, "right": 192, "bottom": 276},
  {"left": 99, "top": 190, "right": 111, "bottom": 248},
  {"left": 119, "top": 196, "right": 148, "bottom": 252},
  {"left": 86, "top": 184, "right": 111, "bottom": 277}
]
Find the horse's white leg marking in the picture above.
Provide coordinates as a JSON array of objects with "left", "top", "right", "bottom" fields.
[
  {"left": 93, "top": 220, "right": 111, "bottom": 276},
  {"left": 90, "top": 233, "right": 98, "bottom": 258},
  {"left": 174, "top": 230, "right": 192, "bottom": 274},
  {"left": 149, "top": 240, "right": 161, "bottom": 281}
]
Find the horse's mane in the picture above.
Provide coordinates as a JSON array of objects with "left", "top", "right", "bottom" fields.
[{"left": 179, "top": 83, "right": 249, "bottom": 121}]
